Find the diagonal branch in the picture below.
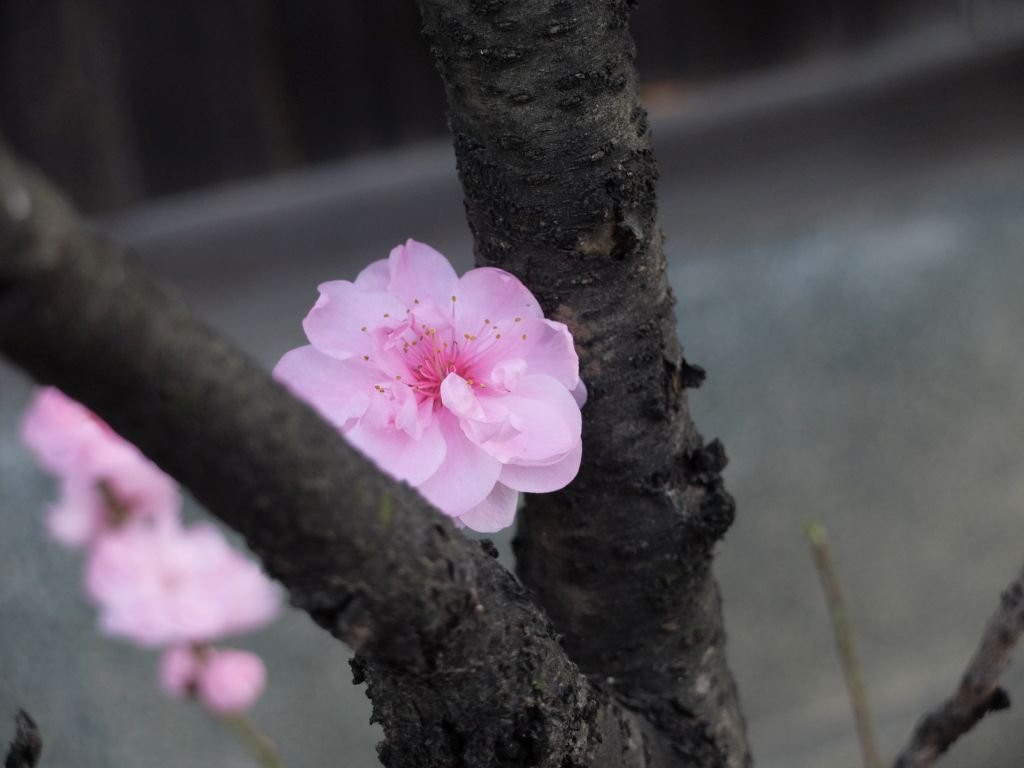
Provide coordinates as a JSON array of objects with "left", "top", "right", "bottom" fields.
[
  {"left": 416, "top": 2, "right": 749, "bottom": 765},
  {"left": 894, "top": 563, "right": 1024, "bottom": 768},
  {"left": 0, "top": 145, "right": 658, "bottom": 767}
]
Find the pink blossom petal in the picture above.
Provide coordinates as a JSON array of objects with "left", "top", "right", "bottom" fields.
[
  {"left": 439, "top": 373, "right": 486, "bottom": 421},
  {"left": 388, "top": 382, "right": 430, "bottom": 440},
  {"left": 387, "top": 239, "right": 458, "bottom": 309},
  {"left": 489, "top": 358, "right": 527, "bottom": 393},
  {"left": 520, "top": 319, "right": 581, "bottom": 392},
  {"left": 500, "top": 441, "right": 583, "bottom": 493},
  {"left": 21, "top": 387, "right": 121, "bottom": 476},
  {"left": 461, "top": 375, "right": 581, "bottom": 465},
  {"left": 354, "top": 259, "right": 390, "bottom": 291},
  {"left": 160, "top": 645, "right": 200, "bottom": 698},
  {"left": 346, "top": 404, "right": 446, "bottom": 485},
  {"left": 303, "top": 281, "right": 407, "bottom": 360},
  {"left": 46, "top": 478, "right": 102, "bottom": 547},
  {"left": 440, "top": 374, "right": 520, "bottom": 444},
  {"left": 273, "top": 346, "right": 377, "bottom": 430},
  {"left": 182, "top": 527, "right": 282, "bottom": 638},
  {"left": 21, "top": 388, "right": 100, "bottom": 471},
  {"left": 453, "top": 267, "right": 543, "bottom": 336},
  {"left": 462, "top": 317, "right": 579, "bottom": 393},
  {"left": 417, "top": 410, "right": 502, "bottom": 516},
  {"left": 456, "top": 482, "right": 519, "bottom": 533},
  {"left": 364, "top": 326, "right": 420, "bottom": 382},
  {"left": 570, "top": 378, "right": 588, "bottom": 408},
  {"left": 197, "top": 649, "right": 266, "bottom": 714}
]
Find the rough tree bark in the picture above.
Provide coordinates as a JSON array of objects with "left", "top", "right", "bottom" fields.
[{"left": 416, "top": 1, "right": 749, "bottom": 765}]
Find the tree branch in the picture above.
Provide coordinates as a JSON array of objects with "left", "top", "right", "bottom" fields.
[
  {"left": 4, "top": 711, "right": 41, "bottom": 768},
  {"left": 0, "top": 146, "right": 657, "bottom": 767},
  {"left": 416, "top": 2, "right": 749, "bottom": 765},
  {"left": 894, "top": 563, "right": 1024, "bottom": 768}
]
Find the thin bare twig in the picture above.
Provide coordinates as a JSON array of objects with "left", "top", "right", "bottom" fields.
[
  {"left": 223, "top": 714, "right": 283, "bottom": 768},
  {"left": 893, "top": 563, "right": 1024, "bottom": 768},
  {"left": 805, "top": 522, "right": 883, "bottom": 768},
  {"left": 4, "top": 711, "right": 41, "bottom": 768}
]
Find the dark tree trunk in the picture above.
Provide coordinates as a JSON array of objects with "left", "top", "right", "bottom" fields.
[{"left": 415, "top": 1, "right": 750, "bottom": 765}]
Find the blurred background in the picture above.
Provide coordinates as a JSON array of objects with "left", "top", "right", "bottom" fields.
[
  {"left": 2, "top": 1, "right": 1024, "bottom": 766},
  {"left": 1, "top": 0, "right": 1010, "bottom": 213}
]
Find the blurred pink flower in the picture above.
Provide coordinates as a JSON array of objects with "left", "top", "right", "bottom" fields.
[
  {"left": 196, "top": 649, "right": 267, "bottom": 714},
  {"left": 275, "top": 239, "right": 585, "bottom": 532},
  {"left": 22, "top": 387, "right": 179, "bottom": 548},
  {"left": 22, "top": 387, "right": 279, "bottom": 717},
  {"left": 86, "top": 522, "right": 281, "bottom": 648}
]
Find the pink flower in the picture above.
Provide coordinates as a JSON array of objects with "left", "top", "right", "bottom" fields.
[
  {"left": 22, "top": 387, "right": 179, "bottom": 548},
  {"left": 196, "top": 649, "right": 267, "bottom": 714},
  {"left": 86, "top": 522, "right": 282, "bottom": 648},
  {"left": 274, "top": 240, "right": 585, "bottom": 532}
]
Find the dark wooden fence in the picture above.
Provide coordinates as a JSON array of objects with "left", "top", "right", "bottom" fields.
[{"left": 1, "top": 0, "right": 930, "bottom": 212}]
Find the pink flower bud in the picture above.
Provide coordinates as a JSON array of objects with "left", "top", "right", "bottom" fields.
[{"left": 196, "top": 649, "right": 267, "bottom": 714}]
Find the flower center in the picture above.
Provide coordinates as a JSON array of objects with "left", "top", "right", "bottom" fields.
[
  {"left": 406, "top": 328, "right": 460, "bottom": 400},
  {"left": 387, "top": 311, "right": 516, "bottom": 403}
]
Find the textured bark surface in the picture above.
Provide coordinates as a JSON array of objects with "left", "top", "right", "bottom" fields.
[
  {"left": 0, "top": 148, "right": 667, "bottom": 768},
  {"left": 417, "top": 1, "right": 750, "bottom": 765}
]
